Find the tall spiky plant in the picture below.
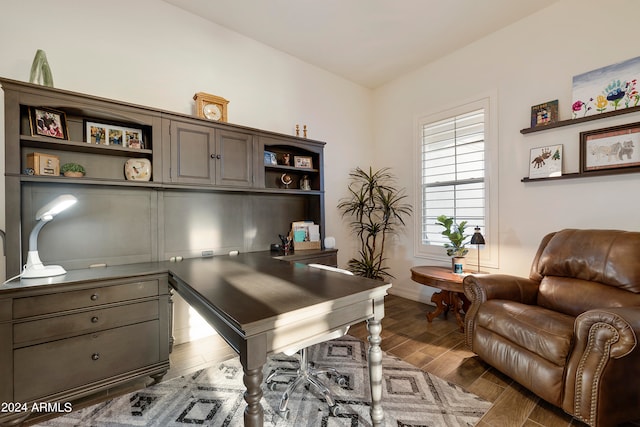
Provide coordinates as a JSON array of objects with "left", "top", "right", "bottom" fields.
[{"left": 337, "top": 167, "right": 412, "bottom": 280}]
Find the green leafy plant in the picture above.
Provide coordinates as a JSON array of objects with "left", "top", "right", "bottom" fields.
[
  {"left": 60, "top": 163, "right": 85, "bottom": 175},
  {"left": 435, "top": 214, "right": 469, "bottom": 257},
  {"left": 337, "top": 167, "right": 412, "bottom": 280}
]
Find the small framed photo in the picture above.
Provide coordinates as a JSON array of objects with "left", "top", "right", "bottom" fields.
[
  {"left": 529, "top": 144, "right": 563, "bottom": 179},
  {"left": 125, "top": 128, "right": 143, "bottom": 149},
  {"left": 86, "top": 121, "right": 107, "bottom": 145},
  {"left": 84, "top": 121, "right": 144, "bottom": 149},
  {"left": 530, "top": 100, "right": 558, "bottom": 128},
  {"left": 580, "top": 122, "right": 640, "bottom": 173},
  {"left": 294, "top": 156, "right": 313, "bottom": 169},
  {"left": 29, "top": 107, "right": 68, "bottom": 140}
]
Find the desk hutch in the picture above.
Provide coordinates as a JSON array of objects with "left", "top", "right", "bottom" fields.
[{"left": 0, "top": 78, "right": 335, "bottom": 425}]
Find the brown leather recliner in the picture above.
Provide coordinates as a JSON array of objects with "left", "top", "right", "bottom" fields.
[{"left": 463, "top": 229, "right": 640, "bottom": 427}]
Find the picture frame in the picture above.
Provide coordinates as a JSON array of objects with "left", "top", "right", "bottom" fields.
[
  {"left": 530, "top": 100, "right": 558, "bottom": 128},
  {"left": 85, "top": 120, "right": 144, "bottom": 149},
  {"left": 294, "top": 156, "right": 313, "bottom": 169},
  {"left": 580, "top": 122, "right": 640, "bottom": 173},
  {"left": 29, "top": 107, "right": 68, "bottom": 140},
  {"left": 571, "top": 55, "right": 640, "bottom": 118},
  {"left": 529, "top": 144, "right": 563, "bottom": 179}
]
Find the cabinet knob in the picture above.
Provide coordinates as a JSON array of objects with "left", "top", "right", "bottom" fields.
[
  {"left": 90, "top": 294, "right": 99, "bottom": 301},
  {"left": 210, "top": 154, "right": 216, "bottom": 159},
  {"left": 216, "top": 154, "right": 221, "bottom": 159},
  {"left": 91, "top": 316, "right": 99, "bottom": 323},
  {"left": 91, "top": 353, "right": 100, "bottom": 361}
]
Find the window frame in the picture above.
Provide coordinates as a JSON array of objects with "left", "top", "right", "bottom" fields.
[{"left": 413, "top": 93, "right": 499, "bottom": 269}]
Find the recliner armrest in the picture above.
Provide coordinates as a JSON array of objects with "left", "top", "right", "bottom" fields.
[
  {"left": 564, "top": 307, "right": 640, "bottom": 427},
  {"left": 462, "top": 274, "right": 539, "bottom": 350},
  {"left": 463, "top": 274, "right": 539, "bottom": 305}
]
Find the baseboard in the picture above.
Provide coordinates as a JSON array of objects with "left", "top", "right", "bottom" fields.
[{"left": 388, "top": 282, "right": 435, "bottom": 306}]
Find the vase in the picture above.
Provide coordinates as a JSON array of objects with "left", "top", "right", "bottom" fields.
[
  {"left": 452, "top": 257, "right": 465, "bottom": 274},
  {"left": 124, "top": 158, "right": 151, "bottom": 181}
]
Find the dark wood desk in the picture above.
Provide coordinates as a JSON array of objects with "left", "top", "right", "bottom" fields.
[
  {"left": 168, "top": 252, "right": 391, "bottom": 427},
  {"left": 410, "top": 266, "right": 471, "bottom": 332}
]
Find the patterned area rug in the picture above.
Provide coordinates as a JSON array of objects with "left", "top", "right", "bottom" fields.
[{"left": 36, "top": 336, "right": 490, "bottom": 426}]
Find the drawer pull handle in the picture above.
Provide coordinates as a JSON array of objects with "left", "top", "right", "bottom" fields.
[
  {"left": 91, "top": 316, "right": 99, "bottom": 323},
  {"left": 91, "top": 353, "right": 100, "bottom": 361},
  {"left": 90, "top": 294, "right": 99, "bottom": 301}
]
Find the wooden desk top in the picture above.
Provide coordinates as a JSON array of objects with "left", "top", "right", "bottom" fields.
[
  {"left": 168, "top": 252, "right": 390, "bottom": 333},
  {"left": 410, "top": 265, "right": 471, "bottom": 293}
]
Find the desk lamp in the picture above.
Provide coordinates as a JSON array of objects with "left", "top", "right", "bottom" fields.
[
  {"left": 22, "top": 194, "right": 77, "bottom": 279},
  {"left": 470, "top": 226, "right": 485, "bottom": 273}
]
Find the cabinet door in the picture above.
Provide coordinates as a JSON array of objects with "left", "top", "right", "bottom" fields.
[
  {"left": 170, "top": 121, "right": 216, "bottom": 184},
  {"left": 216, "top": 129, "right": 253, "bottom": 187}
]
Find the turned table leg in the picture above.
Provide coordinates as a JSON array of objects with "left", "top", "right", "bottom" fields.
[
  {"left": 242, "top": 365, "right": 264, "bottom": 427},
  {"left": 367, "top": 318, "right": 384, "bottom": 426}
]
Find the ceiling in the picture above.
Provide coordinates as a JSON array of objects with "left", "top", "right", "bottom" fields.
[{"left": 162, "top": 0, "right": 559, "bottom": 88}]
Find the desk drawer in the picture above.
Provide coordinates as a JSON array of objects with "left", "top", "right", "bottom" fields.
[
  {"left": 13, "top": 280, "right": 159, "bottom": 318},
  {"left": 14, "top": 320, "right": 160, "bottom": 402},
  {"left": 14, "top": 300, "right": 159, "bottom": 346}
]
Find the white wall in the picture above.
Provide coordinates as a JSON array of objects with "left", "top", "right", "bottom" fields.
[
  {"left": 375, "top": 0, "right": 640, "bottom": 302},
  {"left": 0, "top": 0, "right": 373, "bottom": 342},
  {"left": 0, "top": 0, "right": 375, "bottom": 281}
]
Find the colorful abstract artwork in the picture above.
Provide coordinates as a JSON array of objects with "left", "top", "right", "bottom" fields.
[{"left": 571, "top": 56, "right": 640, "bottom": 118}]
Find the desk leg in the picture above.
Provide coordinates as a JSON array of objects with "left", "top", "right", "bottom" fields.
[
  {"left": 242, "top": 365, "right": 264, "bottom": 427},
  {"left": 367, "top": 318, "right": 384, "bottom": 426}
]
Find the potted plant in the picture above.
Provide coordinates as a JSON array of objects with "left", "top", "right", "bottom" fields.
[
  {"left": 337, "top": 167, "right": 412, "bottom": 280},
  {"left": 435, "top": 214, "right": 469, "bottom": 273},
  {"left": 61, "top": 162, "right": 85, "bottom": 178}
]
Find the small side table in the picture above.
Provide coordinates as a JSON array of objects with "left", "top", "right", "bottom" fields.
[{"left": 410, "top": 266, "right": 472, "bottom": 332}]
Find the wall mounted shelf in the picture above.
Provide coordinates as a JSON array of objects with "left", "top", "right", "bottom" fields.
[{"left": 520, "top": 105, "right": 640, "bottom": 134}]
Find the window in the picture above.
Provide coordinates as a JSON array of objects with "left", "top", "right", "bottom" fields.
[{"left": 415, "top": 95, "right": 496, "bottom": 266}]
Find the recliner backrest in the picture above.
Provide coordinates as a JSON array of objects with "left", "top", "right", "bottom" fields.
[{"left": 530, "top": 229, "right": 640, "bottom": 316}]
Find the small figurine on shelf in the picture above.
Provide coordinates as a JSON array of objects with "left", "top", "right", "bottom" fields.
[
  {"left": 300, "top": 175, "right": 311, "bottom": 190},
  {"left": 303, "top": 125, "right": 307, "bottom": 138},
  {"left": 295, "top": 124, "right": 300, "bottom": 137}
]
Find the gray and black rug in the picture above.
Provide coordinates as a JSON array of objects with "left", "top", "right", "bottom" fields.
[{"left": 36, "top": 336, "right": 490, "bottom": 426}]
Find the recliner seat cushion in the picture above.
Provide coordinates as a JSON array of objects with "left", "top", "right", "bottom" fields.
[{"left": 476, "top": 300, "right": 574, "bottom": 366}]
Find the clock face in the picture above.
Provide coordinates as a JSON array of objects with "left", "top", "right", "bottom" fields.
[{"left": 203, "top": 103, "right": 222, "bottom": 120}]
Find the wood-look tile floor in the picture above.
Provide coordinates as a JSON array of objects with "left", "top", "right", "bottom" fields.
[
  {"left": 167, "top": 294, "right": 586, "bottom": 427},
  {"left": 26, "top": 294, "right": 637, "bottom": 426}
]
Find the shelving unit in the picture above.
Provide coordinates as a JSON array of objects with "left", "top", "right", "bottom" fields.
[
  {"left": 521, "top": 103, "right": 640, "bottom": 182},
  {"left": 2, "top": 77, "right": 328, "bottom": 277},
  {"left": 262, "top": 141, "right": 323, "bottom": 192}
]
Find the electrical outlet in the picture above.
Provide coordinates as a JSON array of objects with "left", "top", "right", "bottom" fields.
[{"left": 201, "top": 250, "right": 214, "bottom": 257}]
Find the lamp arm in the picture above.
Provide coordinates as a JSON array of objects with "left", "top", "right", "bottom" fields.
[{"left": 28, "top": 219, "right": 50, "bottom": 252}]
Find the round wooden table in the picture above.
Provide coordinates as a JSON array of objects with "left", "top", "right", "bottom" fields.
[{"left": 410, "top": 266, "right": 472, "bottom": 332}]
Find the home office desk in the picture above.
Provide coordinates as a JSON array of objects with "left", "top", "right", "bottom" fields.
[{"left": 167, "top": 252, "right": 392, "bottom": 427}]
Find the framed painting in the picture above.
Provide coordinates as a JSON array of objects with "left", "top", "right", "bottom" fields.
[
  {"left": 571, "top": 56, "right": 640, "bottom": 118},
  {"left": 580, "top": 122, "right": 640, "bottom": 173},
  {"left": 529, "top": 145, "right": 563, "bottom": 179}
]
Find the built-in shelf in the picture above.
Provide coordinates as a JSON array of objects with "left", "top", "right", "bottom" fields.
[
  {"left": 21, "top": 135, "right": 152, "bottom": 157},
  {"left": 520, "top": 105, "right": 640, "bottom": 134},
  {"left": 265, "top": 164, "right": 319, "bottom": 173}
]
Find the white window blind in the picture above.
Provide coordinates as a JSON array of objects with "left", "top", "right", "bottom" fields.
[{"left": 421, "top": 108, "right": 485, "bottom": 247}]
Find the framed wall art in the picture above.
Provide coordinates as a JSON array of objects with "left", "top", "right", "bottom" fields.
[
  {"left": 530, "top": 100, "right": 558, "bottom": 128},
  {"left": 571, "top": 55, "right": 640, "bottom": 118},
  {"left": 29, "top": 107, "right": 68, "bottom": 140},
  {"left": 580, "top": 122, "right": 640, "bottom": 173},
  {"left": 529, "top": 144, "right": 563, "bottom": 179}
]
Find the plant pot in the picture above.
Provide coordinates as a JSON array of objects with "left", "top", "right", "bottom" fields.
[
  {"left": 452, "top": 257, "right": 465, "bottom": 274},
  {"left": 63, "top": 171, "right": 84, "bottom": 178}
]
